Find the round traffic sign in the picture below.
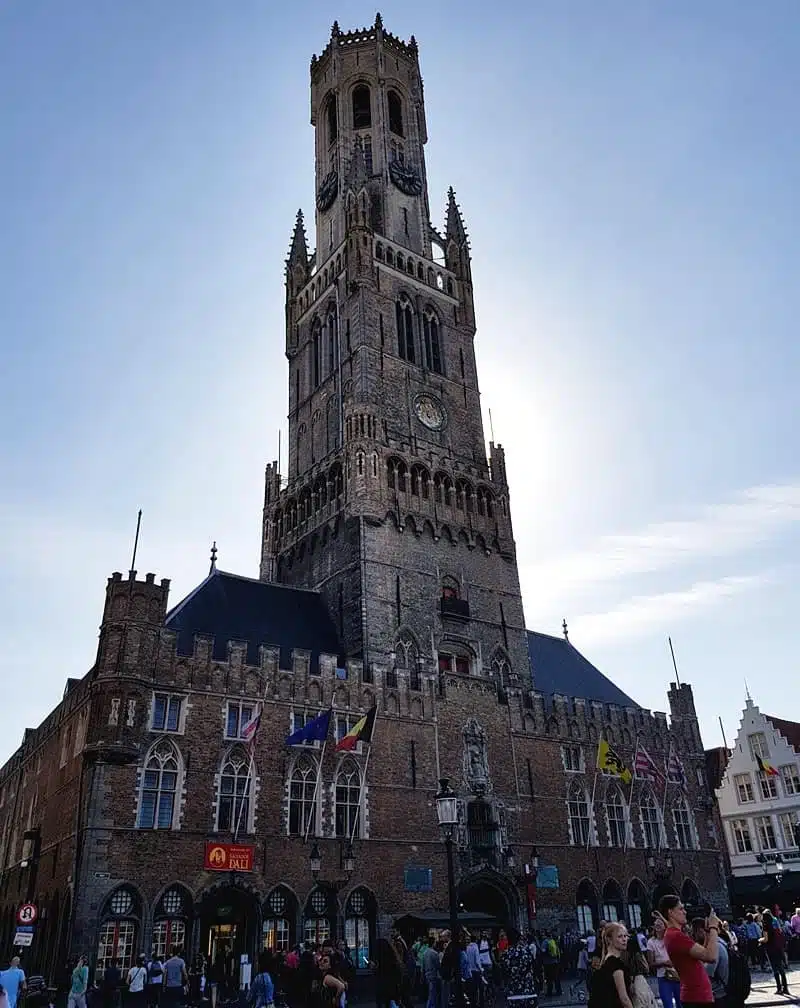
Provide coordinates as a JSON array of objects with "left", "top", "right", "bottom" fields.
[{"left": 17, "top": 904, "right": 37, "bottom": 925}]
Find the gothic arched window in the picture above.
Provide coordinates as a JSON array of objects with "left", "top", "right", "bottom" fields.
[
  {"left": 388, "top": 90, "right": 404, "bottom": 136},
  {"left": 152, "top": 887, "right": 188, "bottom": 960},
  {"left": 216, "top": 748, "right": 252, "bottom": 834},
  {"left": 396, "top": 297, "right": 415, "bottom": 364},
  {"left": 568, "top": 781, "right": 592, "bottom": 846},
  {"left": 327, "top": 309, "right": 338, "bottom": 375},
  {"left": 639, "top": 790, "right": 663, "bottom": 849},
  {"left": 264, "top": 886, "right": 295, "bottom": 953},
  {"left": 352, "top": 85, "right": 371, "bottom": 129},
  {"left": 673, "top": 796, "right": 696, "bottom": 850},
  {"left": 335, "top": 759, "right": 362, "bottom": 838},
  {"left": 289, "top": 755, "right": 318, "bottom": 836},
  {"left": 605, "top": 786, "right": 628, "bottom": 847},
  {"left": 423, "top": 309, "right": 443, "bottom": 374},
  {"left": 326, "top": 94, "right": 338, "bottom": 144},
  {"left": 138, "top": 741, "right": 181, "bottom": 830},
  {"left": 311, "top": 319, "right": 322, "bottom": 388}
]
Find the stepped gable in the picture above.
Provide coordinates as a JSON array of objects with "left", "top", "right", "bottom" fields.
[
  {"left": 764, "top": 713, "right": 800, "bottom": 752},
  {"left": 527, "top": 630, "right": 640, "bottom": 708},
  {"left": 165, "top": 568, "right": 342, "bottom": 670}
]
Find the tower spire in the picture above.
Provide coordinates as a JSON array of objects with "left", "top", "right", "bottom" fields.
[
  {"left": 286, "top": 209, "right": 309, "bottom": 272},
  {"left": 445, "top": 187, "right": 469, "bottom": 246}
]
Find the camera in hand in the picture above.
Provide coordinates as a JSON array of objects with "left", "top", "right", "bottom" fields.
[{"left": 685, "top": 902, "right": 712, "bottom": 923}]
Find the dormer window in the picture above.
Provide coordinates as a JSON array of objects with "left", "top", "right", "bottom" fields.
[
  {"left": 388, "top": 90, "right": 404, "bottom": 136},
  {"left": 352, "top": 85, "right": 371, "bottom": 129}
]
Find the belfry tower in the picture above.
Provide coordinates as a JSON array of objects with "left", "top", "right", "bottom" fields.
[{"left": 260, "top": 16, "right": 530, "bottom": 687}]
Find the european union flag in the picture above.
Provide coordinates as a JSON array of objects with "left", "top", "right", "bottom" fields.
[{"left": 285, "top": 708, "right": 332, "bottom": 746}]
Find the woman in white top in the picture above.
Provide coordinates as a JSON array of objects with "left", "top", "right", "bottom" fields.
[
  {"left": 646, "top": 919, "right": 679, "bottom": 1008},
  {"left": 127, "top": 955, "right": 148, "bottom": 1008}
]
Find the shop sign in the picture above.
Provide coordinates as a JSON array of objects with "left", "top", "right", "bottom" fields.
[
  {"left": 13, "top": 932, "right": 33, "bottom": 946},
  {"left": 203, "top": 842, "right": 254, "bottom": 872}
]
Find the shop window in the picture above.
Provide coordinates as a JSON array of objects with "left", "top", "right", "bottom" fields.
[
  {"left": 152, "top": 919, "right": 185, "bottom": 960},
  {"left": 98, "top": 920, "right": 137, "bottom": 974}
]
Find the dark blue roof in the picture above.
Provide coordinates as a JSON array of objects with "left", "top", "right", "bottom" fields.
[
  {"left": 165, "top": 570, "right": 343, "bottom": 670},
  {"left": 526, "top": 630, "right": 640, "bottom": 708}
]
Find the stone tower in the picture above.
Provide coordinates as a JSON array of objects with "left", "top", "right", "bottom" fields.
[{"left": 260, "top": 16, "right": 529, "bottom": 687}]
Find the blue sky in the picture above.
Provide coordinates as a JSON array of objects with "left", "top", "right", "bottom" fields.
[{"left": 2, "top": 1, "right": 799, "bottom": 764}]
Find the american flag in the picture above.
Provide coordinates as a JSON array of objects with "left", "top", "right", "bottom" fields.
[
  {"left": 241, "top": 706, "right": 261, "bottom": 744},
  {"left": 634, "top": 743, "right": 664, "bottom": 782},
  {"left": 666, "top": 743, "right": 686, "bottom": 786}
]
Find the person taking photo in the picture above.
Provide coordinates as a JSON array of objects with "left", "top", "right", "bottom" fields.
[{"left": 657, "top": 896, "right": 720, "bottom": 1008}]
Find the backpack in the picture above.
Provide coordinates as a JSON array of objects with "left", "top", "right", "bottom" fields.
[
  {"left": 724, "top": 946, "right": 751, "bottom": 1008},
  {"left": 148, "top": 962, "right": 163, "bottom": 981}
]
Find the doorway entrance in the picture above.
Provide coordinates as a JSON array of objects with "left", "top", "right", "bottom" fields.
[
  {"left": 198, "top": 885, "right": 260, "bottom": 991},
  {"left": 458, "top": 870, "right": 517, "bottom": 929}
]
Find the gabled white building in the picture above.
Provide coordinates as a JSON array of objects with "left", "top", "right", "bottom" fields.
[{"left": 715, "top": 698, "right": 800, "bottom": 911}]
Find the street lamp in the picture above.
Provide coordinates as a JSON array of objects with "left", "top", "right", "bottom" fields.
[
  {"left": 646, "top": 854, "right": 674, "bottom": 880},
  {"left": 435, "top": 778, "right": 463, "bottom": 1006},
  {"left": 309, "top": 841, "right": 355, "bottom": 888}
]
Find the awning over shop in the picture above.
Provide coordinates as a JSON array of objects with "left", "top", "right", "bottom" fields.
[{"left": 394, "top": 910, "right": 498, "bottom": 930}]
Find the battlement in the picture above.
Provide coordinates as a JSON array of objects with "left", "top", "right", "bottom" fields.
[{"left": 311, "top": 15, "right": 418, "bottom": 80}]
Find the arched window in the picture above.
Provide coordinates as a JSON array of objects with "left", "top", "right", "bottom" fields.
[
  {"left": 576, "top": 879, "right": 597, "bottom": 935},
  {"left": 138, "top": 741, "right": 180, "bottom": 830},
  {"left": 396, "top": 638, "right": 421, "bottom": 691},
  {"left": 602, "top": 880, "right": 624, "bottom": 923},
  {"left": 387, "top": 90, "right": 403, "bottom": 136},
  {"left": 311, "top": 320, "right": 322, "bottom": 388},
  {"left": 335, "top": 759, "right": 362, "bottom": 838},
  {"left": 216, "top": 748, "right": 253, "bottom": 834},
  {"left": 441, "top": 576, "right": 460, "bottom": 601},
  {"left": 639, "top": 790, "right": 663, "bottom": 849},
  {"left": 97, "top": 887, "right": 140, "bottom": 975},
  {"left": 385, "top": 247, "right": 394, "bottom": 266},
  {"left": 673, "top": 796, "right": 696, "bottom": 850},
  {"left": 681, "top": 879, "right": 701, "bottom": 906},
  {"left": 327, "top": 309, "right": 338, "bottom": 375},
  {"left": 345, "top": 889, "right": 374, "bottom": 969},
  {"left": 289, "top": 755, "right": 318, "bottom": 836},
  {"left": 326, "top": 398, "right": 339, "bottom": 454},
  {"left": 626, "top": 878, "right": 647, "bottom": 929},
  {"left": 375, "top": 243, "right": 383, "bottom": 261},
  {"left": 396, "top": 297, "right": 415, "bottom": 363},
  {"left": 423, "top": 309, "right": 443, "bottom": 373},
  {"left": 605, "top": 786, "right": 628, "bottom": 847},
  {"left": 304, "top": 888, "right": 330, "bottom": 945},
  {"left": 264, "top": 886, "right": 295, "bottom": 953},
  {"left": 352, "top": 85, "right": 371, "bottom": 129},
  {"left": 568, "top": 782, "right": 592, "bottom": 845},
  {"left": 326, "top": 94, "right": 338, "bottom": 144},
  {"left": 152, "top": 887, "right": 188, "bottom": 960}
]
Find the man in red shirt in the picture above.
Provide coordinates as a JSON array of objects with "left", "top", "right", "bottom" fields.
[{"left": 658, "top": 895, "right": 720, "bottom": 1008}]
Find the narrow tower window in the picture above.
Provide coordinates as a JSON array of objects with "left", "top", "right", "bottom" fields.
[
  {"left": 423, "top": 309, "right": 443, "bottom": 374},
  {"left": 388, "top": 91, "right": 404, "bottom": 136},
  {"left": 326, "top": 95, "right": 338, "bottom": 144},
  {"left": 352, "top": 86, "right": 371, "bottom": 129},
  {"left": 311, "top": 321, "right": 321, "bottom": 388},
  {"left": 396, "top": 297, "right": 415, "bottom": 364}
]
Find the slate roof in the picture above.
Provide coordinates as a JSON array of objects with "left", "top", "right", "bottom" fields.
[
  {"left": 527, "top": 630, "right": 640, "bottom": 708},
  {"left": 165, "top": 570, "right": 343, "bottom": 671},
  {"left": 765, "top": 714, "right": 800, "bottom": 753}
]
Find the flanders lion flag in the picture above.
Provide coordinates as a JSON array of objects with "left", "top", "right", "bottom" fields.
[{"left": 597, "top": 738, "right": 632, "bottom": 784}]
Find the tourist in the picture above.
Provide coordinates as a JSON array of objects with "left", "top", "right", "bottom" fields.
[
  {"left": 658, "top": 896, "right": 719, "bottom": 1008},
  {"left": 690, "top": 918, "right": 728, "bottom": 1008},
  {"left": 499, "top": 928, "right": 536, "bottom": 1000},
  {"left": 372, "top": 937, "right": 403, "bottom": 1008},
  {"left": 760, "top": 912, "right": 789, "bottom": 995},
  {"left": 127, "top": 955, "right": 148, "bottom": 1008},
  {"left": 0, "top": 957, "right": 26, "bottom": 1008},
  {"left": 163, "top": 948, "right": 188, "bottom": 1008},
  {"left": 248, "top": 954, "right": 275, "bottom": 1008},
  {"left": 316, "top": 950, "right": 347, "bottom": 1008},
  {"left": 422, "top": 936, "right": 441, "bottom": 1008},
  {"left": 464, "top": 932, "right": 484, "bottom": 1008},
  {"left": 101, "top": 958, "right": 123, "bottom": 1008},
  {"left": 588, "top": 923, "right": 632, "bottom": 1008},
  {"left": 68, "top": 956, "right": 90, "bottom": 1008},
  {"left": 146, "top": 953, "right": 164, "bottom": 1008},
  {"left": 626, "top": 933, "right": 655, "bottom": 1008},
  {"left": 646, "top": 916, "right": 680, "bottom": 1008}
]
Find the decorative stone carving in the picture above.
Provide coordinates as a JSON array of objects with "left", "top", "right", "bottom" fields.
[{"left": 463, "top": 717, "right": 491, "bottom": 794}]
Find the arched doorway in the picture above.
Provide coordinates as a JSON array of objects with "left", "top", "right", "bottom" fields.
[
  {"left": 576, "top": 879, "right": 598, "bottom": 935},
  {"left": 601, "top": 880, "right": 624, "bottom": 923},
  {"left": 457, "top": 870, "right": 516, "bottom": 928},
  {"left": 680, "top": 879, "right": 701, "bottom": 908},
  {"left": 198, "top": 885, "right": 261, "bottom": 989}
]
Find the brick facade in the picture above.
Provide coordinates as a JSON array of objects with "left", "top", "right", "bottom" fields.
[{"left": 0, "top": 16, "right": 727, "bottom": 985}]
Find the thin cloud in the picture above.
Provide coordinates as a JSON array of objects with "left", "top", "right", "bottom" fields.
[
  {"left": 528, "top": 483, "right": 800, "bottom": 603},
  {"left": 570, "top": 573, "right": 771, "bottom": 647}
]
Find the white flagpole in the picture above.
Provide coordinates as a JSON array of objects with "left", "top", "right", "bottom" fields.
[
  {"left": 305, "top": 728, "right": 328, "bottom": 843},
  {"left": 350, "top": 709, "right": 379, "bottom": 845}
]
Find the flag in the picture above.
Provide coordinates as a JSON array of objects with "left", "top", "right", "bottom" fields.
[
  {"left": 241, "top": 706, "right": 261, "bottom": 743},
  {"left": 335, "top": 705, "right": 377, "bottom": 752},
  {"left": 756, "top": 754, "right": 779, "bottom": 778},
  {"left": 634, "top": 744, "right": 664, "bottom": 783},
  {"left": 285, "top": 708, "right": 332, "bottom": 746},
  {"left": 596, "top": 738, "right": 632, "bottom": 784},
  {"left": 666, "top": 744, "right": 686, "bottom": 786}
]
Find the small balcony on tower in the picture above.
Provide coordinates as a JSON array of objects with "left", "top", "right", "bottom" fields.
[{"left": 440, "top": 580, "right": 469, "bottom": 622}]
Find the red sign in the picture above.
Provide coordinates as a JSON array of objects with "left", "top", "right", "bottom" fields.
[
  {"left": 17, "top": 904, "right": 37, "bottom": 925},
  {"left": 204, "top": 842, "right": 254, "bottom": 872},
  {"left": 526, "top": 883, "right": 537, "bottom": 921}
]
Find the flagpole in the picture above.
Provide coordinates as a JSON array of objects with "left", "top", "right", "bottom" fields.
[
  {"left": 234, "top": 707, "right": 260, "bottom": 843},
  {"left": 659, "top": 741, "right": 672, "bottom": 851},
  {"left": 351, "top": 706, "right": 379, "bottom": 844},
  {"left": 626, "top": 737, "right": 640, "bottom": 854},
  {"left": 587, "top": 770, "right": 599, "bottom": 851},
  {"left": 306, "top": 730, "right": 328, "bottom": 843}
]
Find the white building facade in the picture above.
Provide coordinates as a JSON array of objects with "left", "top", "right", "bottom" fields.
[{"left": 716, "top": 698, "right": 800, "bottom": 911}]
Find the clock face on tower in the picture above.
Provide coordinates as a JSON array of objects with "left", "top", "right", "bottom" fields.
[{"left": 413, "top": 394, "right": 447, "bottom": 431}]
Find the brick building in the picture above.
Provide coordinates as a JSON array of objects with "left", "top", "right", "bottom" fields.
[{"left": 0, "top": 16, "right": 727, "bottom": 984}]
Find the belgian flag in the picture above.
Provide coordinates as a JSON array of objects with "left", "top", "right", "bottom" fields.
[
  {"left": 335, "top": 705, "right": 377, "bottom": 752},
  {"left": 756, "top": 754, "right": 779, "bottom": 778}
]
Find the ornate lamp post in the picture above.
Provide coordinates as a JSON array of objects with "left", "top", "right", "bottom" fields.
[
  {"left": 309, "top": 841, "right": 355, "bottom": 940},
  {"left": 436, "top": 778, "right": 463, "bottom": 1005}
]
